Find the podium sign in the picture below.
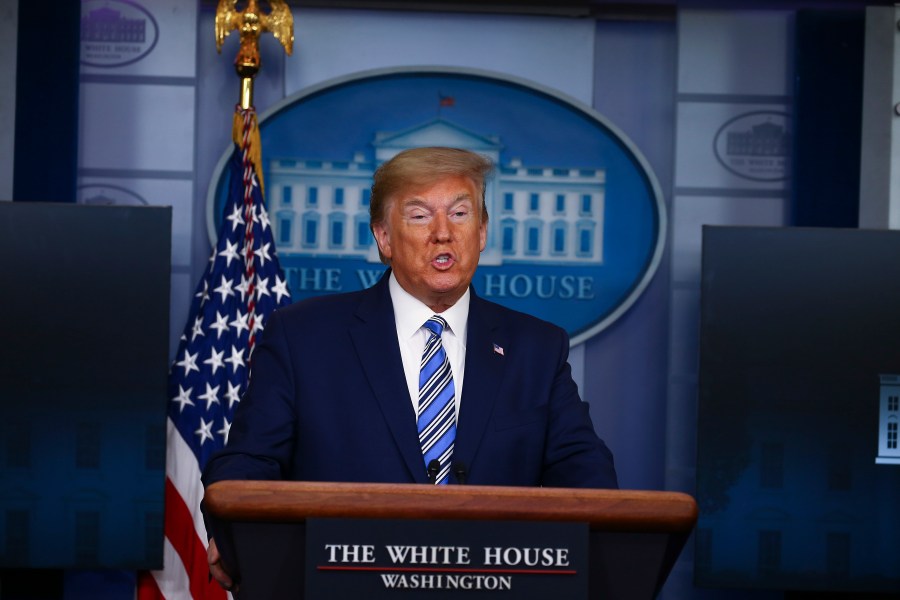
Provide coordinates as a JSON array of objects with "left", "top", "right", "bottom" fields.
[
  {"left": 204, "top": 481, "right": 698, "bottom": 599},
  {"left": 305, "top": 518, "right": 588, "bottom": 599}
]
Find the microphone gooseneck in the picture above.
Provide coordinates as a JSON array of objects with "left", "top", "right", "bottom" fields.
[
  {"left": 452, "top": 461, "right": 467, "bottom": 485},
  {"left": 426, "top": 459, "right": 441, "bottom": 484}
]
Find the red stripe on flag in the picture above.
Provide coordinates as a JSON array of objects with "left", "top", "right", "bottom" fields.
[
  {"left": 136, "top": 570, "right": 164, "bottom": 600},
  {"left": 163, "top": 478, "right": 227, "bottom": 600}
]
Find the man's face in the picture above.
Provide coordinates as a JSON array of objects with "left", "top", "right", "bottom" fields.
[{"left": 372, "top": 175, "right": 487, "bottom": 313}]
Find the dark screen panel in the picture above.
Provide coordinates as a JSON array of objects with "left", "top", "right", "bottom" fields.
[
  {"left": 792, "top": 10, "right": 865, "bottom": 228},
  {"left": 0, "top": 202, "right": 171, "bottom": 569},
  {"left": 696, "top": 226, "right": 900, "bottom": 594},
  {"left": 14, "top": 3, "right": 80, "bottom": 204}
]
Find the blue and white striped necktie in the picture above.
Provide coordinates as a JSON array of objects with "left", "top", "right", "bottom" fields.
[{"left": 417, "top": 315, "right": 456, "bottom": 485}]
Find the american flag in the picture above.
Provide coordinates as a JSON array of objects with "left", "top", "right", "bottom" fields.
[{"left": 137, "top": 105, "right": 292, "bottom": 599}]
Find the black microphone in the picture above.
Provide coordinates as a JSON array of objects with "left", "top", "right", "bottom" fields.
[
  {"left": 452, "top": 461, "right": 467, "bottom": 485},
  {"left": 426, "top": 459, "right": 440, "bottom": 484}
]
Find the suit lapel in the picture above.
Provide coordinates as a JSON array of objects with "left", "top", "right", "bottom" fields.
[
  {"left": 349, "top": 272, "right": 428, "bottom": 483},
  {"left": 453, "top": 291, "right": 506, "bottom": 473}
]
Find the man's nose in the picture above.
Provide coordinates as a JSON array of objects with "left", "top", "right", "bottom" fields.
[{"left": 431, "top": 213, "right": 451, "bottom": 241}]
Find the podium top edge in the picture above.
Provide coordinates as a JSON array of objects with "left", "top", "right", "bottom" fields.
[{"left": 204, "top": 481, "right": 698, "bottom": 534}]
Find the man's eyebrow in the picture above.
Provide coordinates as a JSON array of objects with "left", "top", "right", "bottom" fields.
[
  {"left": 401, "top": 198, "right": 430, "bottom": 209},
  {"left": 401, "top": 194, "right": 474, "bottom": 207}
]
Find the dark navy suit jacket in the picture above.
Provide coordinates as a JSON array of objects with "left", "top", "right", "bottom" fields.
[{"left": 202, "top": 271, "right": 617, "bottom": 489}]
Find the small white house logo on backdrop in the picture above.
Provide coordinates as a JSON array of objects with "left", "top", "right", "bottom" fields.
[
  {"left": 876, "top": 374, "right": 900, "bottom": 465},
  {"left": 80, "top": 0, "right": 159, "bottom": 68},
  {"left": 713, "top": 111, "right": 791, "bottom": 182},
  {"left": 77, "top": 184, "right": 148, "bottom": 206}
]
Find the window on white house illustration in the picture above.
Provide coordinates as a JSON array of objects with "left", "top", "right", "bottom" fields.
[
  {"left": 889, "top": 422, "right": 898, "bottom": 450},
  {"left": 758, "top": 530, "right": 782, "bottom": 576},
  {"left": 555, "top": 194, "right": 565, "bottom": 214},
  {"left": 580, "top": 194, "right": 592, "bottom": 216},
  {"left": 552, "top": 222, "right": 566, "bottom": 255},
  {"left": 282, "top": 186, "right": 292, "bottom": 205},
  {"left": 826, "top": 532, "right": 851, "bottom": 577},
  {"left": 577, "top": 223, "right": 594, "bottom": 257},
  {"left": 334, "top": 188, "right": 344, "bottom": 206},
  {"left": 526, "top": 222, "right": 541, "bottom": 256},
  {"left": 307, "top": 186, "right": 318, "bottom": 207},
  {"left": 501, "top": 220, "right": 516, "bottom": 255},
  {"left": 278, "top": 213, "right": 292, "bottom": 245},
  {"left": 75, "top": 511, "right": 100, "bottom": 564},
  {"left": 6, "top": 509, "right": 29, "bottom": 557},
  {"left": 529, "top": 193, "right": 540, "bottom": 214},
  {"left": 356, "top": 219, "right": 371, "bottom": 249},
  {"left": 503, "top": 193, "right": 514, "bottom": 213},
  {"left": 302, "top": 213, "right": 319, "bottom": 248},
  {"left": 329, "top": 214, "right": 345, "bottom": 249}
]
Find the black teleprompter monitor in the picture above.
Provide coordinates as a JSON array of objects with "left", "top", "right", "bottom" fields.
[
  {"left": 0, "top": 202, "right": 171, "bottom": 569},
  {"left": 695, "top": 226, "right": 900, "bottom": 595}
]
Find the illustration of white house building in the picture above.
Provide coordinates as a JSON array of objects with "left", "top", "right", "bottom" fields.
[
  {"left": 877, "top": 374, "right": 900, "bottom": 465},
  {"left": 267, "top": 118, "right": 605, "bottom": 267}
]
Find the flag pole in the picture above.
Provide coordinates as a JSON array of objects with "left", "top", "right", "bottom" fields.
[{"left": 214, "top": 0, "right": 295, "bottom": 352}]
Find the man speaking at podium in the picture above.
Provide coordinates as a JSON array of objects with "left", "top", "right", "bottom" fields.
[{"left": 202, "top": 147, "right": 618, "bottom": 590}]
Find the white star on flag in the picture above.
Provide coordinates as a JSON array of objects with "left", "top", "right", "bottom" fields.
[
  {"left": 225, "top": 345, "right": 245, "bottom": 372},
  {"left": 172, "top": 385, "right": 194, "bottom": 413},
  {"left": 190, "top": 315, "right": 205, "bottom": 342},
  {"left": 219, "top": 238, "right": 240, "bottom": 267},
  {"left": 230, "top": 311, "right": 249, "bottom": 335},
  {"left": 272, "top": 275, "right": 290, "bottom": 303},
  {"left": 256, "top": 242, "right": 272, "bottom": 266},
  {"left": 225, "top": 381, "right": 242, "bottom": 409},
  {"left": 195, "top": 417, "right": 215, "bottom": 445},
  {"left": 213, "top": 275, "right": 235, "bottom": 302},
  {"left": 209, "top": 311, "right": 230, "bottom": 339},
  {"left": 199, "top": 383, "right": 221, "bottom": 410},
  {"left": 226, "top": 204, "right": 244, "bottom": 231},
  {"left": 203, "top": 347, "right": 225, "bottom": 374},
  {"left": 175, "top": 350, "right": 199, "bottom": 376},
  {"left": 218, "top": 417, "right": 232, "bottom": 445}
]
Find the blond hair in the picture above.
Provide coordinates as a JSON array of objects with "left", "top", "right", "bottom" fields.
[{"left": 369, "top": 147, "right": 493, "bottom": 263}]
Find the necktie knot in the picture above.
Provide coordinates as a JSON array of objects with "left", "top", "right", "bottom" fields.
[{"left": 424, "top": 315, "right": 447, "bottom": 337}]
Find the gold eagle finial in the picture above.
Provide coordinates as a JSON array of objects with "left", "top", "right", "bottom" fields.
[
  {"left": 215, "top": 0, "right": 294, "bottom": 108},
  {"left": 216, "top": 0, "right": 294, "bottom": 73}
]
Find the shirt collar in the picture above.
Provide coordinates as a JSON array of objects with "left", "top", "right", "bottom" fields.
[{"left": 389, "top": 271, "right": 470, "bottom": 342}]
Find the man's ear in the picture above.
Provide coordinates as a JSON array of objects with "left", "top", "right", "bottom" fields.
[
  {"left": 372, "top": 221, "right": 392, "bottom": 260},
  {"left": 478, "top": 219, "right": 487, "bottom": 253}
]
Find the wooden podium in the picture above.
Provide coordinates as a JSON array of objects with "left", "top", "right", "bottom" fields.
[{"left": 204, "top": 481, "right": 697, "bottom": 599}]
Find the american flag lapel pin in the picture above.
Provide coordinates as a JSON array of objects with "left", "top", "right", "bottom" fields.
[{"left": 493, "top": 343, "right": 505, "bottom": 356}]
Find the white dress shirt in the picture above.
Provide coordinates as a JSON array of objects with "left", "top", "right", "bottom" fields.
[{"left": 388, "top": 272, "right": 468, "bottom": 420}]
